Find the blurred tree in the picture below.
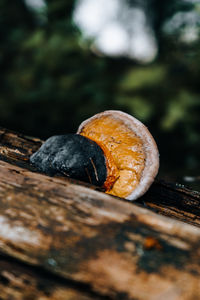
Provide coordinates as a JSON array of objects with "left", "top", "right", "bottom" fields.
[
  {"left": 126, "top": 0, "right": 195, "bottom": 55},
  {"left": 46, "top": 0, "right": 75, "bottom": 22},
  {"left": 118, "top": 0, "right": 200, "bottom": 180},
  {"left": 0, "top": 0, "right": 200, "bottom": 185},
  {"left": 0, "top": 0, "right": 123, "bottom": 136}
]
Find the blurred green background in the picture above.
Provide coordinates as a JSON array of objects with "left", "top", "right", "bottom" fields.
[{"left": 0, "top": 0, "right": 200, "bottom": 189}]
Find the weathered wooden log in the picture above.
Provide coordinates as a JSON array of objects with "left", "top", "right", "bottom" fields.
[
  {"left": 138, "top": 180, "right": 200, "bottom": 227},
  {"left": 0, "top": 127, "right": 200, "bottom": 227},
  {"left": 0, "top": 158, "right": 200, "bottom": 299},
  {"left": 0, "top": 255, "right": 100, "bottom": 300}
]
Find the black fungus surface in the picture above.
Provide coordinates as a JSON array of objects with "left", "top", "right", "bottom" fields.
[{"left": 30, "top": 134, "right": 107, "bottom": 186}]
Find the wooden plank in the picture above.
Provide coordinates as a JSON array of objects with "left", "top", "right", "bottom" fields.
[
  {"left": 0, "top": 159, "right": 200, "bottom": 299},
  {"left": 0, "top": 127, "right": 200, "bottom": 227}
]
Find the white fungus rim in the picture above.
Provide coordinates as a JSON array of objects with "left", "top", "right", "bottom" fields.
[{"left": 77, "top": 110, "right": 159, "bottom": 201}]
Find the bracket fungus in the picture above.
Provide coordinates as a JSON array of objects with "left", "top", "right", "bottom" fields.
[
  {"left": 30, "top": 134, "right": 107, "bottom": 187},
  {"left": 30, "top": 110, "right": 159, "bottom": 200}
]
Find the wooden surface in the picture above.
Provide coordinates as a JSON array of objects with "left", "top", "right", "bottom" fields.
[
  {"left": 0, "top": 127, "right": 200, "bottom": 300},
  {"left": 139, "top": 180, "right": 200, "bottom": 227},
  {"left": 0, "top": 256, "right": 99, "bottom": 300},
  {"left": 0, "top": 126, "right": 200, "bottom": 227}
]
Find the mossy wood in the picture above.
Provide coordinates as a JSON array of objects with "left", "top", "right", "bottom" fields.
[{"left": 0, "top": 127, "right": 200, "bottom": 300}]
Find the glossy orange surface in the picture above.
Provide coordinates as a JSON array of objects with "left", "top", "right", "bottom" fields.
[{"left": 80, "top": 115, "right": 145, "bottom": 198}]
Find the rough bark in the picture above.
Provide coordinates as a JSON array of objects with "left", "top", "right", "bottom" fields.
[
  {"left": 1, "top": 127, "right": 200, "bottom": 299},
  {"left": 0, "top": 255, "right": 100, "bottom": 300},
  {"left": 137, "top": 180, "right": 200, "bottom": 227},
  {"left": 0, "top": 159, "right": 200, "bottom": 299}
]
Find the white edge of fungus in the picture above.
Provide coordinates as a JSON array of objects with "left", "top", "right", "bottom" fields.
[{"left": 77, "top": 110, "right": 159, "bottom": 201}]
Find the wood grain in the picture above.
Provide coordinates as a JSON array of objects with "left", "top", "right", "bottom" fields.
[
  {"left": 0, "top": 159, "right": 200, "bottom": 299},
  {"left": 138, "top": 180, "right": 200, "bottom": 227},
  {"left": 0, "top": 255, "right": 100, "bottom": 300},
  {"left": 1, "top": 126, "right": 200, "bottom": 227},
  {"left": 1, "top": 127, "right": 200, "bottom": 299}
]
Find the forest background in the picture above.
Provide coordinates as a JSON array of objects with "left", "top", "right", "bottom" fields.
[{"left": 1, "top": 0, "right": 200, "bottom": 189}]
